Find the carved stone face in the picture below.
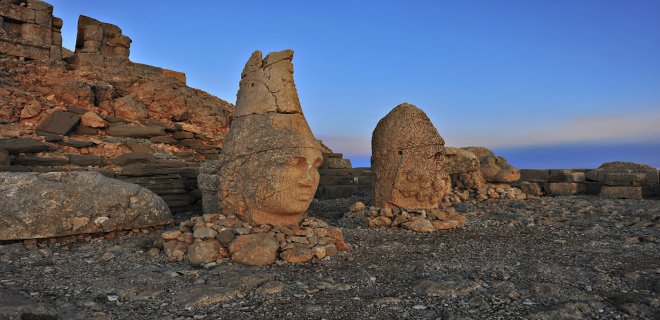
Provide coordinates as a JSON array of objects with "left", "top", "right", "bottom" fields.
[
  {"left": 252, "top": 148, "right": 323, "bottom": 223},
  {"left": 219, "top": 147, "right": 323, "bottom": 226}
]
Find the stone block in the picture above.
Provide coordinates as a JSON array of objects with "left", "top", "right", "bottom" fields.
[
  {"left": 600, "top": 172, "right": 647, "bottom": 186},
  {"left": 519, "top": 169, "right": 551, "bottom": 181},
  {"left": 585, "top": 182, "right": 603, "bottom": 195},
  {"left": 599, "top": 186, "right": 643, "bottom": 200},
  {"left": 13, "top": 156, "right": 68, "bottom": 166},
  {"left": 584, "top": 170, "right": 599, "bottom": 181},
  {"left": 107, "top": 125, "right": 165, "bottom": 138},
  {"left": 69, "top": 154, "right": 106, "bottom": 167},
  {"left": 60, "top": 139, "right": 95, "bottom": 148},
  {"left": 21, "top": 23, "right": 50, "bottom": 46},
  {"left": 49, "top": 44, "right": 61, "bottom": 60},
  {"left": 549, "top": 170, "right": 585, "bottom": 182},
  {"left": 543, "top": 182, "right": 586, "bottom": 196},
  {"left": 36, "top": 111, "right": 80, "bottom": 135},
  {"left": 520, "top": 181, "right": 543, "bottom": 196},
  {"left": 0, "top": 138, "right": 50, "bottom": 154},
  {"left": 34, "top": 10, "right": 52, "bottom": 27},
  {"left": 74, "top": 126, "right": 99, "bottom": 135}
]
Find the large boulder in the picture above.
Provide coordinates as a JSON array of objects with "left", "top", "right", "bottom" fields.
[
  {"left": 0, "top": 171, "right": 172, "bottom": 240},
  {"left": 371, "top": 103, "right": 451, "bottom": 209},
  {"left": 213, "top": 50, "right": 323, "bottom": 226},
  {"left": 462, "top": 147, "right": 520, "bottom": 183}
]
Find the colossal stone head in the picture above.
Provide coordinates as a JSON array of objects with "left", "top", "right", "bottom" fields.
[
  {"left": 371, "top": 103, "right": 452, "bottom": 208},
  {"left": 217, "top": 50, "right": 322, "bottom": 226}
]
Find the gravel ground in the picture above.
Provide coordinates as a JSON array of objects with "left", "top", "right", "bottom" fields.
[{"left": 1, "top": 196, "right": 658, "bottom": 319}]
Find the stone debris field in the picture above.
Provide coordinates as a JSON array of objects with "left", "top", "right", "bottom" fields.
[{"left": 0, "top": 1, "right": 658, "bottom": 319}]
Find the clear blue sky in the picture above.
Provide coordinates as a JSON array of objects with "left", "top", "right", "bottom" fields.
[{"left": 49, "top": 0, "right": 660, "bottom": 168}]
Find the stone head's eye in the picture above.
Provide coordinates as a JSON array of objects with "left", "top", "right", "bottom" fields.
[
  {"left": 291, "top": 157, "right": 306, "bottom": 168},
  {"left": 313, "top": 157, "right": 323, "bottom": 168}
]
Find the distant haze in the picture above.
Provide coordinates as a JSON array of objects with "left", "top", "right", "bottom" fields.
[{"left": 49, "top": 0, "right": 660, "bottom": 168}]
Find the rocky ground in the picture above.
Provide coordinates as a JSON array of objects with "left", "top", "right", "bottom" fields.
[{"left": 1, "top": 196, "right": 658, "bottom": 320}]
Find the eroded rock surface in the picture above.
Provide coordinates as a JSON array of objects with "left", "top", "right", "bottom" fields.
[
  {"left": 371, "top": 103, "right": 451, "bottom": 209},
  {"left": 214, "top": 50, "right": 322, "bottom": 226},
  {"left": 462, "top": 146, "right": 520, "bottom": 183},
  {"left": 0, "top": 171, "right": 172, "bottom": 240}
]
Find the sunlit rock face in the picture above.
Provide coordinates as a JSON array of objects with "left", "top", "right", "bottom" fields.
[
  {"left": 371, "top": 103, "right": 452, "bottom": 209},
  {"left": 217, "top": 50, "right": 322, "bottom": 226}
]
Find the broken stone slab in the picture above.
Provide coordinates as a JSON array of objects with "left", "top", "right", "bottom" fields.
[
  {"left": 0, "top": 138, "right": 51, "bottom": 154},
  {"left": 599, "top": 186, "right": 643, "bottom": 200},
  {"left": 60, "top": 138, "right": 96, "bottom": 148},
  {"left": 112, "top": 153, "right": 159, "bottom": 166},
  {"left": 12, "top": 156, "right": 69, "bottom": 166},
  {"left": 177, "top": 273, "right": 274, "bottom": 307},
  {"left": 35, "top": 110, "right": 81, "bottom": 135},
  {"left": 107, "top": 125, "right": 166, "bottom": 138},
  {"left": 69, "top": 154, "right": 107, "bottom": 167},
  {"left": 0, "top": 171, "right": 172, "bottom": 240}
]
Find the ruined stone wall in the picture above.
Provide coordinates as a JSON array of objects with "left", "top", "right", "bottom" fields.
[
  {"left": 517, "top": 162, "right": 660, "bottom": 199},
  {"left": 0, "top": 0, "right": 62, "bottom": 60}
]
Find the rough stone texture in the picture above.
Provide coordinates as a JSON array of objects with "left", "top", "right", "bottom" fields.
[
  {"left": 544, "top": 182, "right": 586, "bottom": 196},
  {"left": 214, "top": 50, "right": 322, "bottom": 226},
  {"left": 0, "top": 137, "right": 50, "bottom": 154},
  {"left": 371, "top": 103, "right": 451, "bottom": 209},
  {"left": 462, "top": 146, "right": 520, "bottom": 183},
  {"left": 228, "top": 233, "right": 280, "bottom": 266},
  {"left": 35, "top": 110, "right": 80, "bottom": 135},
  {"left": 0, "top": 171, "right": 172, "bottom": 240},
  {"left": 187, "top": 239, "right": 226, "bottom": 265},
  {"left": 0, "top": 148, "right": 8, "bottom": 165},
  {"left": 444, "top": 146, "right": 486, "bottom": 191},
  {"left": 599, "top": 186, "right": 643, "bottom": 200},
  {"left": 198, "top": 160, "right": 221, "bottom": 214}
]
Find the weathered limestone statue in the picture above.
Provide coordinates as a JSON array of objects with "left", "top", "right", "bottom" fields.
[
  {"left": 371, "top": 103, "right": 452, "bottom": 208},
  {"left": 216, "top": 49, "right": 323, "bottom": 226}
]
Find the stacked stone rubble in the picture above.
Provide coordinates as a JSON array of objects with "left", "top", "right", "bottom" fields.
[
  {"left": 0, "top": 0, "right": 62, "bottom": 60},
  {"left": 162, "top": 214, "right": 349, "bottom": 266}
]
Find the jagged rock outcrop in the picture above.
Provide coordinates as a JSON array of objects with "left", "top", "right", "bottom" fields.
[
  {"left": 0, "top": 171, "right": 172, "bottom": 240},
  {"left": 371, "top": 103, "right": 451, "bottom": 209},
  {"left": 213, "top": 49, "right": 323, "bottom": 226},
  {"left": 462, "top": 146, "right": 520, "bottom": 183}
]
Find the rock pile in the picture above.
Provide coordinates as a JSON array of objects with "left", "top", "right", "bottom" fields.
[
  {"left": 371, "top": 103, "right": 451, "bottom": 209},
  {"left": 162, "top": 214, "right": 349, "bottom": 266},
  {"left": 343, "top": 201, "right": 466, "bottom": 232}
]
